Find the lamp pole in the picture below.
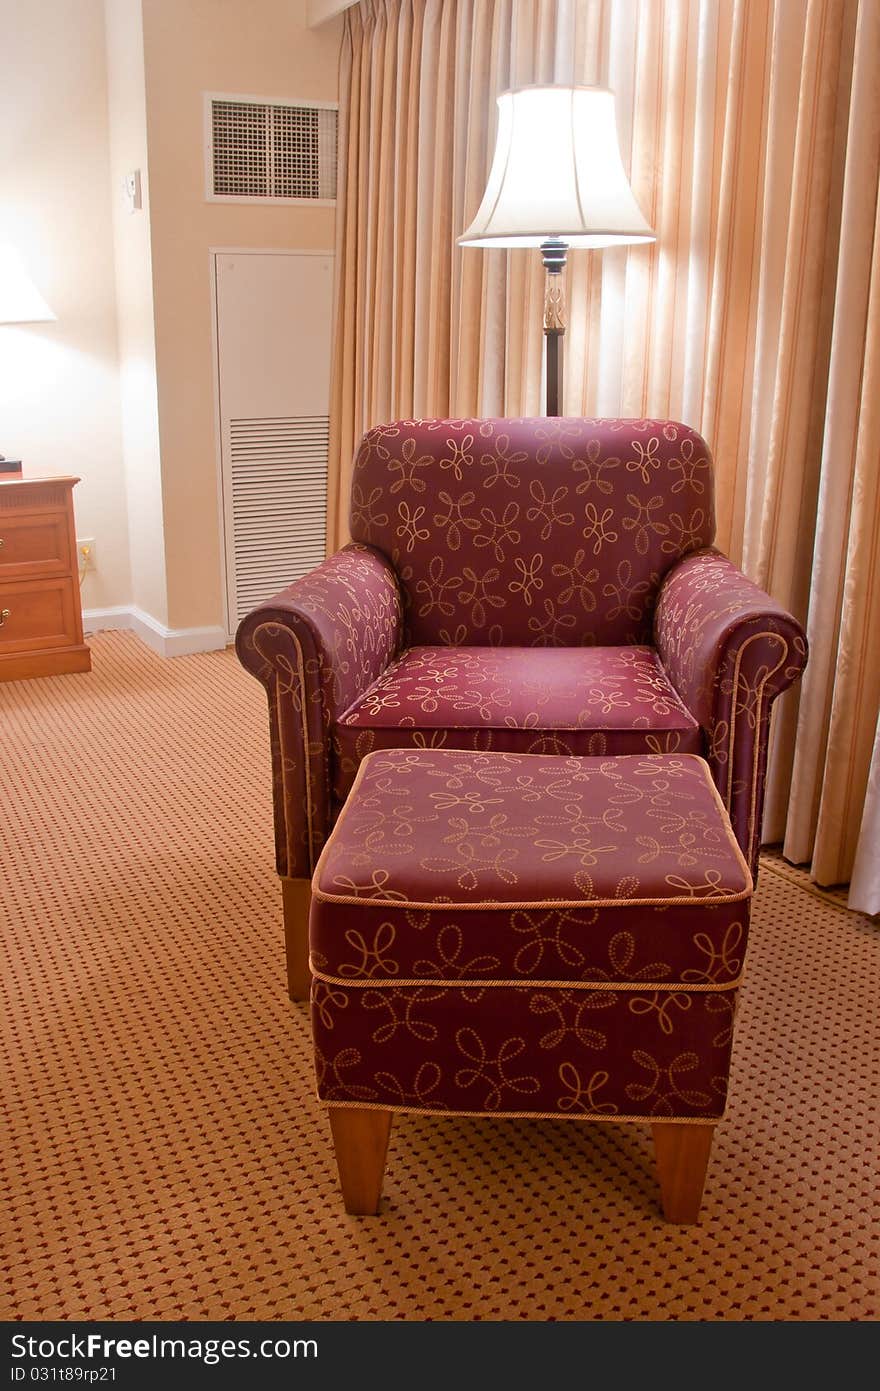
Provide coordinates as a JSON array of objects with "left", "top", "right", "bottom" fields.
[{"left": 540, "top": 237, "right": 568, "bottom": 417}]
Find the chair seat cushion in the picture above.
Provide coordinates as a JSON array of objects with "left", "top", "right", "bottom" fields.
[
  {"left": 331, "top": 645, "right": 701, "bottom": 803},
  {"left": 311, "top": 749, "right": 751, "bottom": 988}
]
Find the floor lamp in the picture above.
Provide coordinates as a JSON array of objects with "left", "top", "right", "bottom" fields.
[{"left": 458, "top": 86, "right": 655, "bottom": 416}]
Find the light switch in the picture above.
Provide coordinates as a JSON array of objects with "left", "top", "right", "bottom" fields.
[{"left": 123, "top": 170, "right": 142, "bottom": 212}]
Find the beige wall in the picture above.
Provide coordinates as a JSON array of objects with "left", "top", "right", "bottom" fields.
[
  {"left": 308, "top": 0, "right": 356, "bottom": 23},
  {"left": 0, "top": 0, "right": 343, "bottom": 637},
  {"left": 0, "top": 0, "right": 132, "bottom": 613},
  {"left": 104, "top": 0, "right": 167, "bottom": 625},
  {"left": 141, "top": 0, "right": 343, "bottom": 631}
]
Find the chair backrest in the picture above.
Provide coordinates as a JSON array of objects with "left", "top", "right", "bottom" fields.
[{"left": 349, "top": 417, "right": 715, "bottom": 646}]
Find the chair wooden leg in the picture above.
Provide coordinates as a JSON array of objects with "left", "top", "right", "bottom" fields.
[
  {"left": 328, "top": 1107, "right": 393, "bottom": 1215},
  {"left": 281, "top": 876, "right": 312, "bottom": 1002},
  {"left": 652, "top": 1123, "right": 715, "bottom": 1224}
]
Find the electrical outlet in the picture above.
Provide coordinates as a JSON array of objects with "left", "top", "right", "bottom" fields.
[{"left": 77, "top": 538, "right": 96, "bottom": 572}]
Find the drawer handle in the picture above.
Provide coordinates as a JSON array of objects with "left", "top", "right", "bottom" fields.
[{"left": 0, "top": 608, "right": 9, "bottom": 626}]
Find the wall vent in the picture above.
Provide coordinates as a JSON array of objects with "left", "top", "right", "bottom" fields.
[
  {"left": 206, "top": 95, "right": 337, "bottom": 203},
  {"left": 228, "top": 415, "right": 329, "bottom": 626},
  {"left": 214, "top": 250, "right": 333, "bottom": 636}
]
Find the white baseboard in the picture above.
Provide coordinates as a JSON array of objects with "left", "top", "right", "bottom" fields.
[
  {"left": 83, "top": 606, "right": 229, "bottom": 658},
  {"left": 83, "top": 606, "right": 132, "bottom": 633}
]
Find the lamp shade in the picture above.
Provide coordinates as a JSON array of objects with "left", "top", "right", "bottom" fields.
[
  {"left": 459, "top": 85, "right": 654, "bottom": 248},
  {"left": 0, "top": 244, "right": 56, "bottom": 323}
]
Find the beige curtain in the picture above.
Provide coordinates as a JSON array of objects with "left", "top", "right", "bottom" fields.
[
  {"left": 328, "top": 0, "right": 880, "bottom": 905},
  {"left": 747, "top": 0, "right": 880, "bottom": 908}
]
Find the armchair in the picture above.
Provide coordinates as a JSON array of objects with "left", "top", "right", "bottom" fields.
[{"left": 237, "top": 418, "right": 807, "bottom": 999}]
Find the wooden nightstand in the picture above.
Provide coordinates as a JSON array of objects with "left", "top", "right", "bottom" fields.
[{"left": 0, "top": 476, "right": 91, "bottom": 682}]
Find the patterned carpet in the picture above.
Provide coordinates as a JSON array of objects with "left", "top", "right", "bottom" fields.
[{"left": 1, "top": 630, "right": 877, "bottom": 1321}]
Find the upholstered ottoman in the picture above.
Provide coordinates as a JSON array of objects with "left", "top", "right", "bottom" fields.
[{"left": 309, "top": 748, "right": 752, "bottom": 1223}]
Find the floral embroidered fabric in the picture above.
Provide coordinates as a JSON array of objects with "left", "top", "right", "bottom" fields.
[
  {"left": 236, "top": 417, "right": 807, "bottom": 883},
  {"left": 235, "top": 544, "right": 403, "bottom": 875},
  {"left": 313, "top": 983, "right": 739, "bottom": 1119},
  {"left": 311, "top": 749, "right": 752, "bottom": 1121},
  {"left": 312, "top": 748, "right": 750, "bottom": 972},
  {"left": 654, "top": 549, "right": 808, "bottom": 867},
  {"left": 349, "top": 416, "right": 715, "bottom": 647},
  {"left": 331, "top": 644, "right": 702, "bottom": 801}
]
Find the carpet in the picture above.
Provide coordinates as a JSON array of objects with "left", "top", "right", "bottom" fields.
[{"left": 1, "top": 630, "right": 877, "bottom": 1321}]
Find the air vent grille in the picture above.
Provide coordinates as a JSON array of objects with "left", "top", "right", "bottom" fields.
[
  {"left": 210, "top": 99, "right": 337, "bottom": 201},
  {"left": 229, "top": 415, "right": 329, "bottom": 625}
]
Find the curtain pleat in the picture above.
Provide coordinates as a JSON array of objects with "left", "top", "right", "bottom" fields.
[
  {"left": 850, "top": 716, "right": 880, "bottom": 914},
  {"left": 328, "top": 0, "right": 880, "bottom": 904}
]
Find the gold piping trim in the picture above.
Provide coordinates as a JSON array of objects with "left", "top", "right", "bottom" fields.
[
  {"left": 313, "top": 888, "right": 751, "bottom": 910},
  {"left": 312, "top": 750, "right": 752, "bottom": 906},
  {"left": 340, "top": 717, "right": 700, "bottom": 733},
  {"left": 310, "top": 965, "right": 741, "bottom": 992},
  {"left": 725, "top": 631, "right": 789, "bottom": 864},
  {"left": 319, "top": 1097, "right": 724, "bottom": 1125},
  {"left": 253, "top": 621, "right": 317, "bottom": 875}
]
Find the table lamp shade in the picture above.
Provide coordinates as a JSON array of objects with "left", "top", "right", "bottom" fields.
[
  {"left": 0, "top": 244, "right": 56, "bottom": 323},
  {"left": 459, "top": 86, "right": 654, "bottom": 248}
]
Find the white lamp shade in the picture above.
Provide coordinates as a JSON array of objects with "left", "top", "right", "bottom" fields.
[
  {"left": 0, "top": 244, "right": 56, "bottom": 323},
  {"left": 459, "top": 85, "right": 655, "bottom": 248}
]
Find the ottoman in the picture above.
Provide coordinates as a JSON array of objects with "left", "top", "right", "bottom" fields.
[{"left": 309, "top": 749, "right": 752, "bottom": 1223}]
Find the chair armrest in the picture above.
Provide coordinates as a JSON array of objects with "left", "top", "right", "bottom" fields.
[
  {"left": 236, "top": 543, "right": 403, "bottom": 878},
  {"left": 654, "top": 548, "right": 808, "bottom": 871}
]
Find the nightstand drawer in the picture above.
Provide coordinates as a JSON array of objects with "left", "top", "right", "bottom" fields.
[
  {"left": 0, "top": 577, "right": 80, "bottom": 654},
  {"left": 0, "top": 510, "right": 72, "bottom": 577},
  {"left": 0, "top": 476, "right": 90, "bottom": 681}
]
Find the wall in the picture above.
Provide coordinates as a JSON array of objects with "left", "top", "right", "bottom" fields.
[
  {"left": 104, "top": 0, "right": 167, "bottom": 626},
  {"left": 0, "top": 0, "right": 132, "bottom": 614},
  {"left": 307, "top": 0, "right": 357, "bottom": 23},
  {"left": 0, "top": 0, "right": 343, "bottom": 642},
  {"left": 141, "top": 0, "right": 343, "bottom": 632}
]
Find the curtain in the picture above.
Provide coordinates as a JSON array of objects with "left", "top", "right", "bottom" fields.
[
  {"left": 850, "top": 717, "right": 880, "bottom": 913},
  {"left": 328, "top": 0, "right": 880, "bottom": 907}
]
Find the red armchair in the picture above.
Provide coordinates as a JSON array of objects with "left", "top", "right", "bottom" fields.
[{"left": 236, "top": 418, "right": 807, "bottom": 999}]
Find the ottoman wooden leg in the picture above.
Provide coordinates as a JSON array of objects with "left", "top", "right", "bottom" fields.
[
  {"left": 329, "top": 1107, "right": 393, "bottom": 1215},
  {"left": 652, "top": 1123, "right": 715, "bottom": 1224},
  {"left": 281, "top": 876, "right": 311, "bottom": 1003}
]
